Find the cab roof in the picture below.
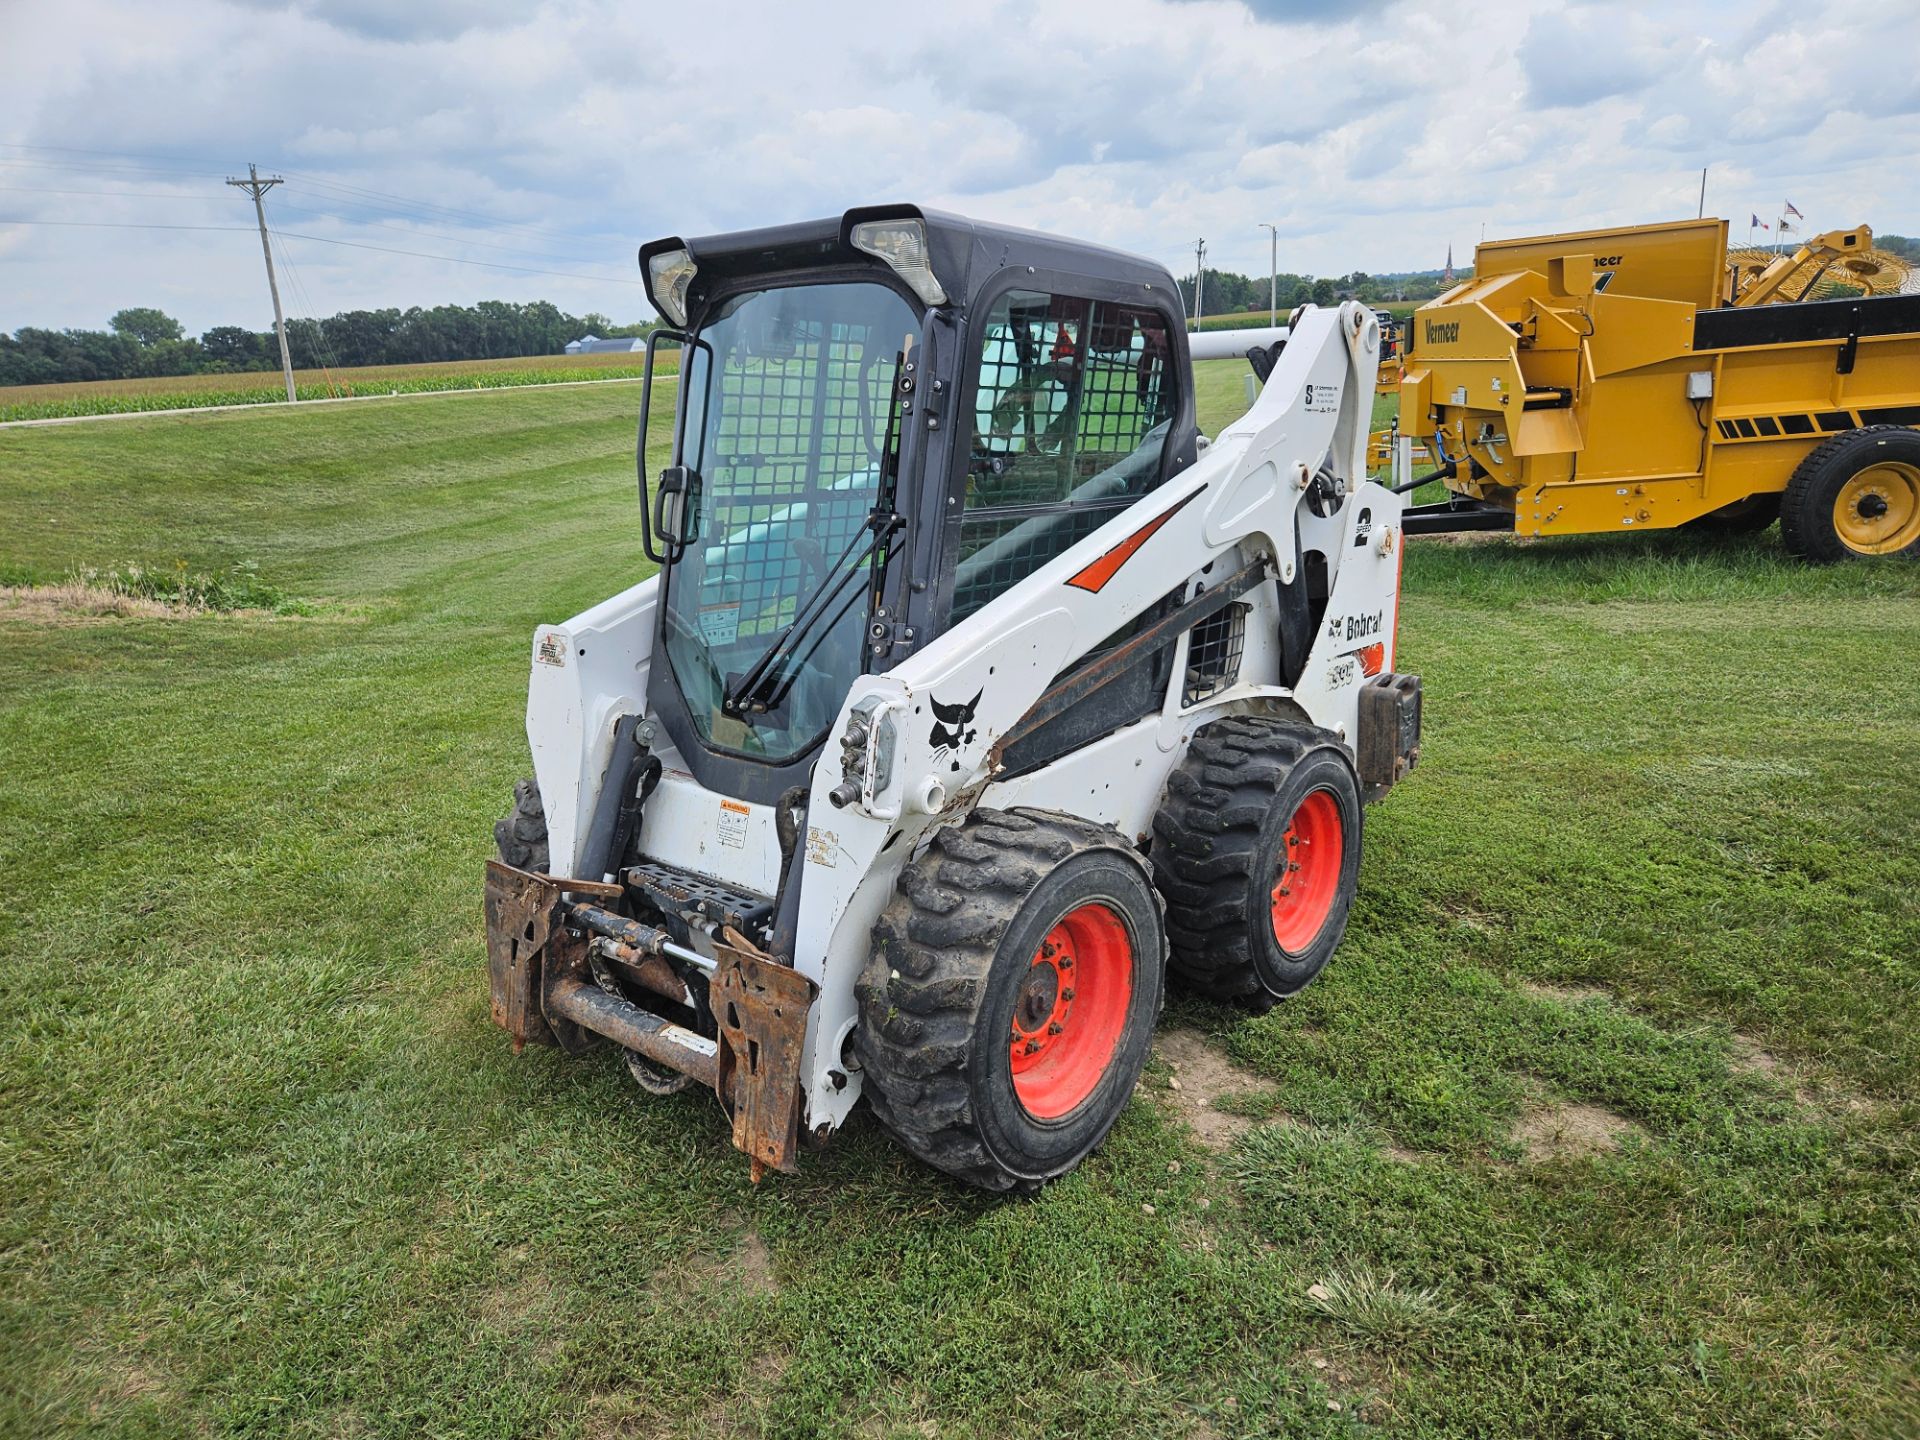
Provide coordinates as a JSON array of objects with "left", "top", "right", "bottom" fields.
[{"left": 638, "top": 204, "right": 1180, "bottom": 324}]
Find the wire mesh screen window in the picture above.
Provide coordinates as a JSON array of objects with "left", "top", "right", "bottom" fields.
[
  {"left": 660, "top": 281, "right": 919, "bottom": 761},
  {"left": 951, "top": 290, "right": 1179, "bottom": 622},
  {"left": 687, "top": 317, "right": 899, "bottom": 644},
  {"left": 1183, "top": 603, "right": 1249, "bottom": 706}
]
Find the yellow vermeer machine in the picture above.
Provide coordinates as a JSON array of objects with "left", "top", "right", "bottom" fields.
[{"left": 1378, "top": 218, "right": 1920, "bottom": 560}]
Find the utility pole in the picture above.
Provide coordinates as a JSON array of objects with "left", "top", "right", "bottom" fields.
[
  {"left": 1192, "top": 238, "right": 1207, "bottom": 329},
  {"left": 1258, "top": 222, "right": 1279, "bottom": 326},
  {"left": 227, "top": 163, "right": 296, "bottom": 403}
]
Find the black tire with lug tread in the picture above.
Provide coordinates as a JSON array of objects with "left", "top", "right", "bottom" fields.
[
  {"left": 494, "top": 777, "right": 550, "bottom": 873},
  {"left": 1152, "top": 715, "right": 1362, "bottom": 1006},
  {"left": 854, "top": 808, "right": 1167, "bottom": 1192},
  {"left": 1780, "top": 425, "right": 1920, "bottom": 563}
]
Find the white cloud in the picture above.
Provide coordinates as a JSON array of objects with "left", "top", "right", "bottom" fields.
[{"left": 0, "top": 0, "right": 1912, "bottom": 332}]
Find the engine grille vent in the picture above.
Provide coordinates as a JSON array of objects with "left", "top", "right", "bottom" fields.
[{"left": 1183, "top": 602, "right": 1248, "bottom": 706}]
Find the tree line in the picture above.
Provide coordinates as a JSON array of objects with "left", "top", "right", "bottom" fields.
[
  {"left": 0, "top": 301, "right": 653, "bottom": 387},
  {"left": 1184, "top": 232, "right": 1920, "bottom": 317},
  {"left": 1177, "top": 266, "right": 1470, "bottom": 317},
  {"left": 9, "top": 235, "right": 1912, "bottom": 386}
]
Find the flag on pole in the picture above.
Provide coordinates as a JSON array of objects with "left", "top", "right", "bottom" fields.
[
  {"left": 1751, "top": 214, "right": 1768, "bottom": 229},
  {"left": 1784, "top": 200, "right": 1804, "bottom": 219}
]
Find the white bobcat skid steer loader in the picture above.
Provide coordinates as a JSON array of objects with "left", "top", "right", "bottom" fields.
[{"left": 485, "top": 205, "right": 1421, "bottom": 1190}]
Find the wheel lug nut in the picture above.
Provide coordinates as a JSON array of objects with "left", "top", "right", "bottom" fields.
[
  {"left": 1024, "top": 1040, "right": 1040, "bottom": 1054},
  {"left": 1048, "top": 1023, "right": 1063, "bottom": 1035},
  {"left": 1061, "top": 989, "right": 1075, "bottom": 1002}
]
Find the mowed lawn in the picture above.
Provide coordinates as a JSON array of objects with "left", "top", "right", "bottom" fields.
[
  {"left": 1, "top": 364, "right": 1916, "bottom": 1439},
  {"left": 0, "top": 350, "right": 669, "bottom": 422}
]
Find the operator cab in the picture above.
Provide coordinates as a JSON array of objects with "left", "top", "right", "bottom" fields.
[{"left": 634, "top": 206, "right": 1198, "bottom": 806}]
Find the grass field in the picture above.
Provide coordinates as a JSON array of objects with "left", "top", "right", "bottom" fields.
[
  {"left": 0, "top": 350, "right": 669, "bottom": 423},
  {"left": 1, "top": 363, "right": 1916, "bottom": 1438}
]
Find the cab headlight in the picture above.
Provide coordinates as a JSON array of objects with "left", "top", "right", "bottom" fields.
[
  {"left": 646, "top": 247, "right": 698, "bottom": 327},
  {"left": 849, "top": 219, "right": 947, "bottom": 307}
]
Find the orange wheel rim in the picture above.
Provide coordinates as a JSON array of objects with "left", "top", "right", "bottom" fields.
[
  {"left": 1269, "top": 789, "right": 1344, "bottom": 953},
  {"left": 1009, "top": 903, "right": 1133, "bottom": 1120}
]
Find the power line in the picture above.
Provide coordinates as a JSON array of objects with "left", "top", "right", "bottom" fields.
[
  {"left": 0, "top": 217, "right": 647, "bottom": 284},
  {"left": 0, "top": 219, "right": 249, "bottom": 231},
  {"left": 0, "top": 184, "right": 226, "bottom": 201},
  {"left": 1, "top": 141, "right": 628, "bottom": 257},
  {"left": 0, "top": 183, "right": 630, "bottom": 269},
  {"left": 0, "top": 156, "right": 220, "bottom": 182},
  {"left": 0, "top": 146, "right": 593, "bottom": 244},
  {"left": 272, "top": 229, "right": 644, "bottom": 284},
  {"left": 0, "top": 140, "right": 233, "bottom": 168},
  {"left": 266, "top": 220, "right": 344, "bottom": 396},
  {"left": 267, "top": 199, "right": 622, "bottom": 267},
  {"left": 278, "top": 170, "right": 593, "bottom": 244}
]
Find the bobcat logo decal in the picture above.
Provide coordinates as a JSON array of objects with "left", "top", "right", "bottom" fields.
[{"left": 929, "top": 688, "right": 983, "bottom": 772}]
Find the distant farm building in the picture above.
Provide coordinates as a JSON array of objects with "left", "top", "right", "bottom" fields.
[{"left": 564, "top": 335, "right": 644, "bottom": 354}]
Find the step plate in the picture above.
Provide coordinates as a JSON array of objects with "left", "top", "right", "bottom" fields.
[{"left": 626, "top": 857, "right": 775, "bottom": 935}]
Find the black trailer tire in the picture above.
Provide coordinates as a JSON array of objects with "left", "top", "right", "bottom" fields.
[
  {"left": 1686, "top": 492, "right": 1780, "bottom": 534},
  {"left": 1781, "top": 425, "right": 1920, "bottom": 562},
  {"left": 854, "top": 809, "right": 1166, "bottom": 1192},
  {"left": 1152, "top": 716, "right": 1362, "bottom": 1006},
  {"left": 494, "top": 777, "right": 550, "bottom": 873}
]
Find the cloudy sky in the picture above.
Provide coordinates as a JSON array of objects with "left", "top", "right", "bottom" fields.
[{"left": 2, "top": 0, "right": 1914, "bottom": 333}]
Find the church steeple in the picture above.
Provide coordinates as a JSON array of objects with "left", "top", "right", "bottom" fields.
[{"left": 1443, "top": 244, "right": 1455, "bottom": 283}]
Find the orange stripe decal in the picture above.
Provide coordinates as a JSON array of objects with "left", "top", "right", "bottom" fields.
[{"left": 1064, "top": 491, "right": 1200, "bottom": 594}]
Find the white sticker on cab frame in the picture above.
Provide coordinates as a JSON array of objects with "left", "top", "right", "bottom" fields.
[{"left": 717, "top": 798, "right": 750, "bottom": 849}]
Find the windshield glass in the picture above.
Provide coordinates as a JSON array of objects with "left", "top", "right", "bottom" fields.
[{"left": 664, "top": 280, "right": 919, "bottom": 761}]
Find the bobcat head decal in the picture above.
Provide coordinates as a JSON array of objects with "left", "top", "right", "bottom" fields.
[{"left": 928, "top": 688, "right": 983, "bottom": 772}]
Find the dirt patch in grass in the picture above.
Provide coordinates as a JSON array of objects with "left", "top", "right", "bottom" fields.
[
  {"left": 475, "top": 1262, "right": 553, "bottom": 1331},
  {"left": 1513, "top": 1100, "right": 1643, "bottom": 1161},
  {"left": 855, "top": 1410, "right": 941, "bottom": 1439},
  {"left": 1154, "top": 1028, "right": 1270, "bottom": 1151},
  {"left": 1522, "top": 980, "right": 1613, "bottom": 1005},
  {"left": 85, "top": 1357, "right": 170, "bottom": 1416},
  {"left": 1730, "top": 1034, "right": 1787, "bottom": 1078},
  {"left": 1730, "top": 1034, "right": 1887, "bottom": 1120},
  {"left": 674, "top": 1223, "right": 779, "bottom": 1299},
  {"left": 1432, "top": 897, "right": 1506, "bottom": 931},
  {"left": 724, "top": 1229, "right": 778, "bottom": 1296},
  {"left": 1298, "top": 1348, "right": 1395, "bottom": 1423},
  {"left": 587, "top": 1346, "right": 793, "bottom": 1440}
]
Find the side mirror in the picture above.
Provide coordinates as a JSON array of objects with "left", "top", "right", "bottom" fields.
[{"left": 653, "top": 465, "right": 701, "bottom": 552}]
